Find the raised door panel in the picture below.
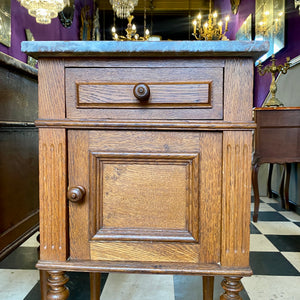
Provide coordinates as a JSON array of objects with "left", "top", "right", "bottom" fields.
[{"left": 68, "top": 130, "right": 222, "bottom": 265}]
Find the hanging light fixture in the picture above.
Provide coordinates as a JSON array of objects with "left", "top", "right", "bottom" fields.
[
  {"left": 110, "top": 0, "right": 139, "bottom": 19},
  {"left": 112, "top": 15, "right": 150, "bottom": 41},
  {"left": 18, "top": 0, "right": 69, "bottom": 24},
  {"left": 192, "top": 0, "right": 230, "bottom": 40}
]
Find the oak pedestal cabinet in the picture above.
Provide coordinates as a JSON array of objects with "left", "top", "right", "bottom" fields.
[{"left": 22, "top": 41, "right": 268, "bottom": 300}]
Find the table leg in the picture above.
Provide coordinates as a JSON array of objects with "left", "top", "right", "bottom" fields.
[
  {"left": 267, "top": 163, "right": 274, "bottom": 198},
  {"left": 220, "top": 276, "right": 243, "bottom": 300},
  {"left": 203, "top": 276, "right": 214, "bottom": 300},
  {"left": 40, "top": 270, "right": 48, "bottom": 300},
  {"left": 252, "top": 163, "right": 260, "bottom": 222},
  {"left": 47, "top": 270, "right": 69, "bottom": 300},
  {"left": 283, "top": 163, "right": 291, "bottom": 210},
  {"left": 90, "top": 272, "right": 101, "bottom": 300},
  {"left": 279, "top": 164, "right": 291, "bottom": 209}
]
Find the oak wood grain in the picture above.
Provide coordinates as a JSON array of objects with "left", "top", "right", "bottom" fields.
[
  {"left": 224, "top": 58, "right": 253, "bottom": 123},
  {"left": 66, "top": 64, "right": 223, "bottom": 120},
  {"left": 221, "top": 131, "right": 252, "bottom": 268},
  {"left": 32, "top": 44, "right": 262, "bottom": 298},
  {"left": 38, "top": 59, "right": 65, "bottom": 119},
  {"left": 39, "top": 128, "right": 67, "bottom": 261}
]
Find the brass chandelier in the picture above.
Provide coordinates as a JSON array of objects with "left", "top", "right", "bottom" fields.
[
  {"left": 18, "top": 0, "right": 69, "bottom": 24},
  {"left": 192, "top": 0, "right": 230, "bottom": 40},
  {"left": 112, "top": 15, "right": 150, "bottom": 41}
]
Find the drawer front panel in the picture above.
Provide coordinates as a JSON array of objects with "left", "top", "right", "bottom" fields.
[
  {"left": 68, "top": 130, "right": 222, "bottom": 264},
  {"left": 66, "top": 67, "right": 223, "bottom": 120},
  {"left": 77, "top": 82, "right": 211, "bottom": 108}
]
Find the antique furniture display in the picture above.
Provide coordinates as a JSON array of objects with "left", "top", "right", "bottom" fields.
[
  {"left": 0, "top": 52, "right": 39, "bottom": 260},
  {"left": 22, "top": 40, "right": 268, "bottom": 300},
  {"left": 252, "top": 107, "right": 300, "bottom": 222}
]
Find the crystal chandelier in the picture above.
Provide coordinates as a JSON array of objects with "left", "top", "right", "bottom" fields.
[
  {"left": 192, "top": 0, "right": 230, "bottom": 40},
  {"left": 110, "top": 0, "right": 138, "bottom": 19},
  {"left": 18, "top": 0, "right": 69, "bottom": 24}
]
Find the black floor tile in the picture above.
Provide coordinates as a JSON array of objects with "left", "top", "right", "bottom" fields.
[
  {"left": 268, "top": 202, "right": 286, "bottom": 211},
  {"left": 24, "top": 282, "right": 41, "bottom": 300},
  {"left": 250, "top": 252, "right": 299, "bottom": 276},
  {"left": 0, "top": 247, "right": 38, "bottom": 269},
  {"left": 250, "top": 223, "right": 261, "bottom": 234},
  {"left": 251, "top": 211, "right": 289, "bottom": 221},
  {"left": 266, "top": 235, "right": 300, "bottom": 252}
]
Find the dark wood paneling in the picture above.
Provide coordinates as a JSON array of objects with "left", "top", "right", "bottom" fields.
[{"left": 0, "top": 53, "right": 39, "bottom": 259}]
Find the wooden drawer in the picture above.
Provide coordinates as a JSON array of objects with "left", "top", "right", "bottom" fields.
[{"left": 65, "top": 62, "right": 224, "bottom": 120}]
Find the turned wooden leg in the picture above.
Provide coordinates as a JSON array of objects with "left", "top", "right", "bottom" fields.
[
  {"left": 267, "top": 163, "right": 274, "bottom": 198},
  {"left": 203, "top": 276, "right": 214, "bottom": 300},
  {"left": 283, "top": 163, "right": 291, "bottom": 210},
  {"left": 40, "top": 270, "right": 48, "bottom": 300},
  {"left": 220, "top": 276, "right": 243, "bottom": 300},
  {"left": 252, "top": 163, "right": 260, "bottom": 222},
  {"left": 47, "top": 271, "right": 69, "bottom": 300},
  {"left": 90, "top": 272, "right": 101, "bottom": 300},
  {"left": 279, "top": 165, "right": 285, "bottom": 209}
]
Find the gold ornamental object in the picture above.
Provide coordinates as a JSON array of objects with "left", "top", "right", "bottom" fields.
[
  {"left": 257, "top": 54, "right": 290, "bottom": 107},
  {"left": 192, "top": 0, "right": 229, "bottom": 40},
  {"left": 112, "top": 15, "right": 150, "bottom": 41}
]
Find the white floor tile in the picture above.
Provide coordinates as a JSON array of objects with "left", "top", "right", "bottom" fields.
[
  {"left": 250, "top": 203, "right": 276, "bottom": 212},
  {"left": 20, "top": 232, "right": 40, "bottom": 247},
  {"left": 242, "top": 275, "right": 300, "bottom": 300},
  {"left": 252, "top": 222, "right": 300, "bottom": 235},
  {"left": 101, "top": 273, "right": 175, "bottom": 300},
  {"left": 279, "top": 211, "right": 300, "bottom": 222},
  {"left": 281, "top": 252, "right": 300, "bottom": 273},
  {"left": 260, "top": 196, "right": 279, "bottom": 204},
  {"left": 0, "top": 269, "right": 39, "bottom": 300},
  {"left": 250, "top": 234, "right": 279, "bottom": 252}
]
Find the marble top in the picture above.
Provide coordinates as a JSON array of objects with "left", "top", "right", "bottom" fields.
[{"left": 21, "top": 41, "right": 269, "bottom": 60}]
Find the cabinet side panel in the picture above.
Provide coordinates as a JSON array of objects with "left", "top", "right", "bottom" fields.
[
  {"left": 221, "top": 131, "right": 252, "bottom": 267},
  {"left": 39, "top": 128, "right": 67, "bottom": 261},
  {"left": 199, "top": 132, "right": 222, "bottom": 263},
  {"left": 38, "top": 58, "right": 65, "bottom": 119},
  {"left": 224, "top": 59, "right": 253, "bottom": 122}
]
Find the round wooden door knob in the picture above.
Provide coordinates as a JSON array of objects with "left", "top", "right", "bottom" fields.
[
  {"left": 133, "top": 83, "right": 150, "bottom": 101},
  {"left": 67, "top": 186, "right": 86, "bottom": 203}
]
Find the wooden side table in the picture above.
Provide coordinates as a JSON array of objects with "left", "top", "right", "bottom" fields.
[
  {"left": 22, "top": 40, "right": 268, "bottom": 300},
  {"left": 252, "top": 107, "right": 300, "bottom": 222}
]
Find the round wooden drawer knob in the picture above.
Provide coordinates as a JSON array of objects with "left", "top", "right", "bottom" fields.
[
  {"left": 133, "top": 83, "right": 150, "bottom": 101},
  {"left": 67, "top": 186, "right": 86, "bottom": 203}
]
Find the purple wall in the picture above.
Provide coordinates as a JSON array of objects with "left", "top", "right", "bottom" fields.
[
  {"left": 215, "top": 0, "right": 300, "bottom": 107},
  {"left": 214, "top": 0, "right": 255, "bottom": 40},
  {"left": 0, "top": 0, "right": 95, "bottom": 62}
]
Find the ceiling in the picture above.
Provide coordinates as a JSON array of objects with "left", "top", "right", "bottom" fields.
[{"left": 97, "top": 0, "right": 210, "bottom": 13}]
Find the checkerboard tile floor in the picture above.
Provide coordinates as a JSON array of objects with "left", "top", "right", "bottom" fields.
[{"left": 0, "top": 196, "right": 299, "bottom": 299}]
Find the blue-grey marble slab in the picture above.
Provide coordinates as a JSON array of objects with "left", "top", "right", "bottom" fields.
[{"left": 21, "top": 40, "right": 269, "bottom": 60}]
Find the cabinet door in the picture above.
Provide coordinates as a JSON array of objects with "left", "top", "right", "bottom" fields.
[{"left": 68, "top": 130, "right": 222, "bottom": 265}]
